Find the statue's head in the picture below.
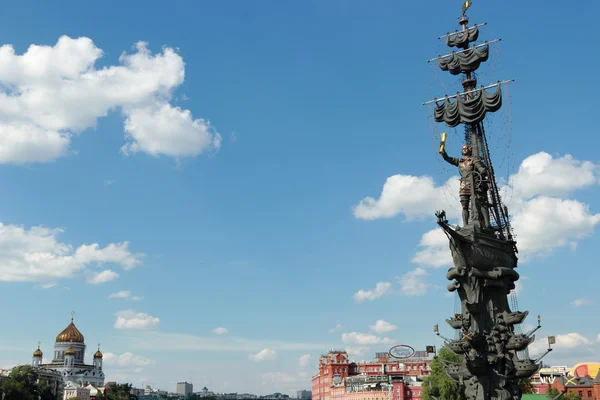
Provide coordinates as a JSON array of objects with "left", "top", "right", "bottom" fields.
[{"left": 461, "top": 144, "right": 472, "bottom": 156}]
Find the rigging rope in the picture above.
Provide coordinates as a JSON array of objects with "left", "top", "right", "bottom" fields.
[{"left": 503, "top": 84, "right": 515, "bottom": 209}]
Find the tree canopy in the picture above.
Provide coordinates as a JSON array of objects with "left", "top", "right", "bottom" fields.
[
  {"left": 422, "top": 347, "right": 464, "bottom": 400},
  {"left": 105, "top": 383, "right": 137, "bottom": 400},
  {"left": 190, "top": 396, "right": 217, "bottom": 400},
  {"left": 0, "top": 365, "right": 56, "bottom": 400},
  {"left": 547, "top": 387, "right": 580, "bottom": 400},
  {"left": 520, "top": 378, "right": 534, "bottom": 394}
]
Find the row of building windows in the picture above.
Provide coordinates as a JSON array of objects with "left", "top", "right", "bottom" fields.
[
  {"left": 53, "top": 351, "right": 84, "bottom": 360},
  {"left": 397, "top": 388, "right": 422, "bottom": 396},
  {"left": 355, "top": 366, "right": 428, "bottom": 373},
  {"left": 325, "top": 365, "right": 429, "bottom": 375}
]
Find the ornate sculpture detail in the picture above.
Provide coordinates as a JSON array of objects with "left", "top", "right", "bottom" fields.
[
  {"left": 440, "top": 144, "right": 490, "bottom": 228},
  {"left": 426, "top": 5, "right": 553, "bottom": 400}
]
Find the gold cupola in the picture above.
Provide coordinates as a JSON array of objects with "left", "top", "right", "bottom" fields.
[
  {"left": 33, "top": 342, "right": 43, "bottom": 358},
  {"left": 56, "top": 312, "right": 85, "bottom": 343},
  {"left": 94, "top": 344, "right": 103, "bottom": 359},
  {"left": 65, "top": 343, "right": 76, "bottom": 356}
]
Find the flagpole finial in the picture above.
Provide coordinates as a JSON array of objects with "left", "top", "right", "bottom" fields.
[{"left": 461, "top": 0, "right": 472, "bottom": 16}]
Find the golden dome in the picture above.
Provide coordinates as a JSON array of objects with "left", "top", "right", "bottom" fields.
[
  {"left": 33, "top": 347, "right": 43, "bottom": 358},
  {"left": 65, "top": 344, "right": 76, "bottom": 356},
  {"left": 56, "top": 317, "right": 85, "bottom": 343},
  {"left": 94, "top": 350, "right": 103, "bottom": 359}
]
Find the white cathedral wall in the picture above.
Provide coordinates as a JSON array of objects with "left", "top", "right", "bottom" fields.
[
  {"left": 53, "top": 362, "right": 105, "bottom": 387},
  {"left": 53, "top": 342, "right": 86, "bottom": 364}
]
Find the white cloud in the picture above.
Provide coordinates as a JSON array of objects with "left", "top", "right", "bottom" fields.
[
  {"left": 345, "top": 347, "right": 370, "bottom": 358},
  {"left": 121, "top": 103, "right": 221, "bottom": 158},
  {"left": 597, "top": 334, "right": 600, "bottom": 343},
  {"left": 109, "top": 290, "right": 143, "bottom": 301},
  {"left": 328, "top": 324, "right": 342, "bottom": 334},
  {"left": 341, "top": 332, "right": 394, "bottom": 346},
  {"left": 0, "top": 222, "right": 143, "bottom": 283},
  {"left": 248, "top": 348, "right": 277, "bottom": 362},
  {"left": 357, "top": 153, "right": 599, "bottom": 275},
  {"left": 0, "top": 122, "right": 69, "bottom": 163},
  {"left": 212, "top": 327, "right": 228, "bottom": 335},
  {"left": 529, "top": 333, "right": 591, "bottom": 356},
  {"left": 353, "top": 175, "right": 459, "bottom": 221},
  {"left": 0, "top": 36, "right": 221, "bottom": 163},
  {"left": 40, "top": 282, "right": 57, "bottom": 289},
  {"left": 103, "top": 352, "right": 154, "bottom": 367},
  {"left": 398, "top": 268, "right": 430, "bottom": 296},
  {"left": 353, "top": 281, "right": 392, "bottom": 303},
  {"left": 298, "top": 354, "right": 311, "bottom": 368},
  {"left": 571, "top": 298, "right": 591, "bottom": 308},
  {"left": 114, "top": 310, "right": 160, "bottom": 330},
  {"left": 511, "top": 197, "right": 600, "bottom": 260},
  {"left": 109, "top": 290, "right": 130, "bottom": 299},
  {"left": 411, "top": 229, "right": 451, "bottom": 268},
  {"left": 369, "top": 320, "right": 397, "bottom": 334},
  {"left": 87, "top": 269, "right": 119, "bottom": 284},
  {"left": 104, "top": 179, "right": 116, "bottom": 186},
  {"left": 74, "top": 242, "right": 142, "bottom": 271},
  {"left": 509, "top": 153, "right": 598, "bottom": 199}
]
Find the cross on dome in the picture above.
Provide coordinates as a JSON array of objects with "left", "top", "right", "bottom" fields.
[
  {"left": 33, "top": 342, "right": 43, "bottom": 357},
  {"left": 94, "top": 343, "right": 103, "bottom": 359}
]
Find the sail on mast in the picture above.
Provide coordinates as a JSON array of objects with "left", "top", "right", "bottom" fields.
[{"left": 424, "top": 11, "right": 514, "bottom": 242}]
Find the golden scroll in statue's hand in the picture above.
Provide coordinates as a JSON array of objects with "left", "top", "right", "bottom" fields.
[{"left": 439, "top": 132, "right": 447, "bottom": 154}]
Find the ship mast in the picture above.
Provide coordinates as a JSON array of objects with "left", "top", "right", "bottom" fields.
[
  {"left": 461, "top": 12, "right": 513, "bottom": 243},
  {"left": 425, "top": 2, "right": 515, "bottom": 244}
]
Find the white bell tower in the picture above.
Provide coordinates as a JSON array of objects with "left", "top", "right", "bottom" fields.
[
  {"left": 93, "top": 343, "right": 103, "bottom": 370},
  {"left": 32, "top": 342, "right": 43, "bottom": 368}
]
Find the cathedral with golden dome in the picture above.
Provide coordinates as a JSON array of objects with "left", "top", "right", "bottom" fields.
[{"left": 31, "top": 313, "right": 105, "bottom": 387}]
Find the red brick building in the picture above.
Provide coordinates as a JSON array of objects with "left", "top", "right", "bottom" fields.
[
  {"left": 549, "top": 372, "right": 600, "bottom": 399},
  {"left": 312, "top": 350, "right": 431, "bottom": 400},
  {"left": 528, "top": 364, "right": 600, "bottom": 397}
]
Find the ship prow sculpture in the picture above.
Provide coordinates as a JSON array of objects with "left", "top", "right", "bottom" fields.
[{"left": 425, "top": 2, "right": 554, "bottom": 400}]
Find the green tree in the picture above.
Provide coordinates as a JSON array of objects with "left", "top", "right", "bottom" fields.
[
  {"left": 422, "top": 348, "right": 464, "bottom": 400},
  {"left": 562, "top": 393, "right": 581, "bottom": 400},
  {"left": 519, "top": 378, "right": 534, "bottom": 394},
  {"left": 547, "top": 387, "right": 581, "bottom": 400},
  {"left": 106, "top": 383, "right": 137, "bottom": 400},
  {"left": 190, "top": 396, "right": 216, "bottom": 400},
  {"left": 547, "top": 387, "right": 560, "bottom": 399},
  {"left": 37, "top": 379, "right": 57, "bottom": 400},
  {"left": 0, "top": 365, "right": 57, "bottom": 400}
]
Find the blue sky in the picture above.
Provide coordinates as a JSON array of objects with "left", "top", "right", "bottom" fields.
[{"left": 0, "top": 0, "right": 599, "bottom": 395}]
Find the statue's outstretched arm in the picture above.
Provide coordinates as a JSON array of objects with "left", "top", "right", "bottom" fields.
[{"left": 440, "top": 150, "right": 459, "bottom": 167}]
